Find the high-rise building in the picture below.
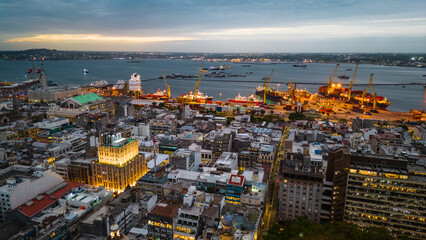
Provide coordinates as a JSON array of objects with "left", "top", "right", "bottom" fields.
[
  {"left": 345, "top": 156, "right": 426, "bottom": 239},
  {"left": 277, "top": 152, "right": 323, "bottom": 224},
  {"left": 91, "top": 133, "right": 148, "bottom": 193},
  {"left": 326, "top": 148, "right": 426, "bottom": 239}
]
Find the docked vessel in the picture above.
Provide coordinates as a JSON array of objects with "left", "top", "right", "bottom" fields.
[
  {"left": 228, "top": 93, "right": 263, "bottom": 104},
  {"left": 351, "top": 94, "right": 391, "bottom": 109},
  {"left": 90, "top": 80, "right": 108, "bottom": 87},
  {"left": 177, "top": 91, "right": 213, "bottom": 103},
  {"left": 152, "top": 89, "right": 169, "bottom": 99},
  {"left": 255, "top": 86, "right": 283, "bottom": 101}
]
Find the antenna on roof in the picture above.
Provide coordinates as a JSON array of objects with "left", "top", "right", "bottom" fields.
[{"left": 153, "top": 139, "right": 157, "bottom": 169}]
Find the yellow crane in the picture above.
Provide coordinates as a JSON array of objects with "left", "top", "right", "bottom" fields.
[
  {"left": 347, "top": 63, "right": 358, "bottom": 101},
  {"left": 327, "top": 63, "right": 339, "bottom": 95},
  {"left": 162, "top": 71, "right": 171, "bottom": 98},
  {"left": 194, "top": 63, "right": 204, "bottom": 99},
  {"left": 361, "top": 73, "right": 376, "bottom": 110},
  {"left": 263, "top": 69, "right": 274, "bottom": 103}
]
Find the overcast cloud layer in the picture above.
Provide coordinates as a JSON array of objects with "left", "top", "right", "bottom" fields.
[{"left": 0, "top": 0, "right": 425, "bottom": 52}]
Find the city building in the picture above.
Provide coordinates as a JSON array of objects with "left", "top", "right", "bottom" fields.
[
  {"left": 28, "top": 86, "right": 82, "bottom": 103},
  {"left": 91, "top": 132, "right": 148, "bottom": 193},
  {"left": 414, "top": 124, "right": 426, "bottom": 141},
  {"left": 277, "top": 152, "right": 324, "bottom": 224},
  {"left": 370, "top": 131, "right": 403, "bottom": 154},
  {"left": 148, "top": 199, "right": 182, "bottom": 240},
  {"left": 225, "top": 175, "right": 245, "bottom": 205},
  {"left": 149, "top": 114, "right": 177, "bottom": 134},
  {"left": 212, "top": 130, "right": 233, "bottom": 161},
  {"left": 174, "top": 186, "right": 204, "bottom": 240},
  {"left": 47, "top": 93, "right": 114, "bottom": 121},
  {"left": 0, "top": 168, "right": 63, "bottom": 221},
  {"left": 345, "top": 155, "right": 426, "bottom": 239}
]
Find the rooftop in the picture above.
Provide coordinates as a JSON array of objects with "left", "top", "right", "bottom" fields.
[
  {"left": 150, "top": 200, "right": 182, "bottom": 219},
  {"left": 72, "top": 93, "right": 103, "bottom": 105},
  {"left": 16, "top": 181, "right": 82, "bottom": 217}
]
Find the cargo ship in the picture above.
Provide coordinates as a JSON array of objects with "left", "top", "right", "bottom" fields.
[
  {"left": 228, "top": 93, "right": 263, "bottom": 104},
  {"left": 352, "top": 94, "right": 390, "bottom": 109},
  {"left": 255, "top": 86, "right": 283, "bottom": 101}
]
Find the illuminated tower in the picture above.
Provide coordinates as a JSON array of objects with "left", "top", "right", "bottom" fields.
[{"left": 92, "top": 132, "right": 148, "bottom": 193}]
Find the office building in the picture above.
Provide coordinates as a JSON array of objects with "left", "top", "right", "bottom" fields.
[{"left": 91, "top": 132, "right": 148, "bottom": 193}]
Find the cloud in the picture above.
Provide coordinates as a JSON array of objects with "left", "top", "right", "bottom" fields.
[
  {"left": 4, "top": 34, "right": 195, "bottom": 43},
  {"left": 195, "top": 23, "right": 426, "bottom": 40}
]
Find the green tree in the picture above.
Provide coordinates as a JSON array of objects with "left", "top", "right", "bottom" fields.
[{"left": 226, "top": 117, "right": 235, "bottom": 126}]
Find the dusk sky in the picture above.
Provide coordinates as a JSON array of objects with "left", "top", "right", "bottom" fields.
[{"left": 1, "top": 0, "right": 425, "bottom": 52}]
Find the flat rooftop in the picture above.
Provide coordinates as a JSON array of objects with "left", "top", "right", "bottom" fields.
[{"left": 150, "top": 200, "right": 182, "bottom": 219}]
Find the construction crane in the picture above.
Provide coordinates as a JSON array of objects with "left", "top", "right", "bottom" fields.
[
  {"left": 347, "top": 63, "right": 358, "bottom": 101},
  {"left": 263, "top": 68, "right": 275, "bottom": 103},
  {"left": 361, "top": 73, "right": 376, "bottom": 110},
  {"left": 194, "top": 63, "right": 204, "bottom": 99},
  {"left": 327, "top": 63, "right": 339, "bottom": 95},
  {"left": 162, "top": 71, "right": 171, "bottom": 98}
]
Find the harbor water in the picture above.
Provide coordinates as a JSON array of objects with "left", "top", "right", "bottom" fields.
[{"left": 0, "top": 59, "right": 425, "bottom": 112}]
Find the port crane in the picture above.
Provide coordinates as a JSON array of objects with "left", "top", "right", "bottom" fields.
[
  {"left": 347, "top": 63, "right": 358, "bottom": 101},
  {"left": 194, "top": 63, "right": 204, "bottom": 100},
  {"left": 361, "top": 73, "right": 377, "bottom": 110},
  {"left": 327, "top": 63, "right": 339, "bottom": 95},
  {"left": 162, "top": 71, "right": 171, "bottom": 98},
  {"left": 263, "top": 69, "right": 274, "bottom": 103}
]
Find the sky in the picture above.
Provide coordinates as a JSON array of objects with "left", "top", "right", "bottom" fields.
[{"left": 0, "top": 0, "right": 425, "bottom": 52}]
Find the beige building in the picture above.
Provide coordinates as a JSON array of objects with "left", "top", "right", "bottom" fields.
[
  {"left": 91, "top": 133, "right": 148, "bottom": 193},
  {"left": 28, "top": 86, "right": 82, "bottom": 103}
]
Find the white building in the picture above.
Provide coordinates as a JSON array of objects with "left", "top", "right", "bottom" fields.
[
  {"left": 0, "top": 168, "right": 63, "bottom": 221},
  {"left": 35, "top": 117, "right": 70, "bottom": 130}
]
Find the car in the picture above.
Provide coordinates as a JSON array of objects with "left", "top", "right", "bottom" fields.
[{"left": 364, "top": 112, "right": 372, "bottom": 115}]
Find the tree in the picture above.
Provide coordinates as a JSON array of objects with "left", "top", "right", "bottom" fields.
[
  {"left": 265, "top": 216, "right": 397, "bottom": 240},
  {"left": 288, "top": 112, "right": 307, "bottom": 122},
  {"left": 226, "top": 117, "right": 235, "bottom": 126}
]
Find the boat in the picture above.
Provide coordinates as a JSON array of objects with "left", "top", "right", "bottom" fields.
[
  {"left": 346, "top": 69, "right": 352, "bottom": 71},
  {"left": 254, "top": 86, "right": 283, "bottom": 101},
  {"left": 245, "top": 72, "right": 253, "bottom": 74},
  {"left": 227, "top": 75, "right": 246, "bottom": 77},
  {"left": 351, "top": 94, "right": 391, "bottom": 109},
  {"left": 337, "top": 75, "right": 349, "bottom": 79},
  {"left": 90, "top": 80, "right": 108, "bottom": 87},
  {"left": 241, "top": 64, "right": 251, "bottom": 67},
  {"left": 228, "top": 93, "right": 263, "bottom": 104},
  {"left": 177, "top": 91, "right": 213, "bottom": 103},
  {"left": 293, "top": 64, "right": 307, "bottom": 67},
  {"left": 83, "top": 69, "right": 89, "bottom": 74},
  {"left": 152, "top": 89, "right": 169, "bottom": 99}
]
